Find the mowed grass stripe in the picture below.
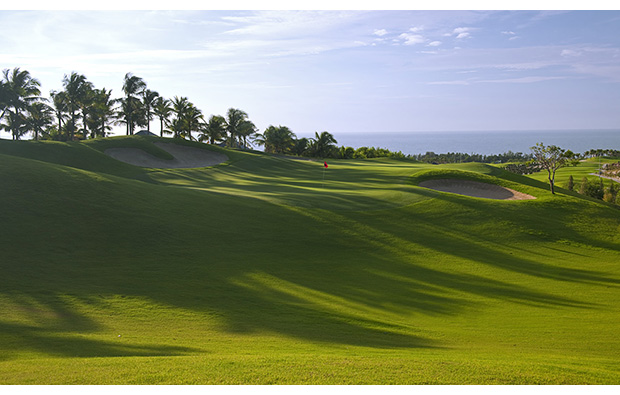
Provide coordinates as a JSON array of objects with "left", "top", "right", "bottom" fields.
[{"left": 1, "top": 137, "right": 619, "bottom": 383}]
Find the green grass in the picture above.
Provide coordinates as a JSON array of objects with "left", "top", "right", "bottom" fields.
[
  {"left": 1, "top": 137, "right": 620, "bottom": 384},
  {"left": 525, "top": 156, "right": 619, "bottom": 191}
]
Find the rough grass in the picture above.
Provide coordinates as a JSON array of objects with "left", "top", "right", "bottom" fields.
[{"left": 1, "top": 137, "right": 619, "bottom": 384}]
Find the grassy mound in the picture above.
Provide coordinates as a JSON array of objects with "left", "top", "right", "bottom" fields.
[{"left": 1, "top": 137, "right": 619, "bottom": 384}]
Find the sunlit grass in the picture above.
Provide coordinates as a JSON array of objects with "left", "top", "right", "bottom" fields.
[{"left": 1, "top": 137, "right": 619, "bottom": 384}]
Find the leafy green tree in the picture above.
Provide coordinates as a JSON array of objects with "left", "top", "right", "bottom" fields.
[
  {"left": 338, "top": 146, "right": 355, "bottom": 159},
  {"left": 199, "top": 114, "right": 226, "bottom": 144},
  {"left": 579, "top": 177, "right": 589, "bottom": 195},
  {"left": 579, "top": 177, "right": 604, "bottom": 199},
  {"left": 1, "top": 68, "right": 41, "bottom": 140},
  {"left": 153, "top": 97, "right": 172, "bottom": 137},
  {"left": 310, "top": 131, "right": 338, "bottom": 158},
  {"left": 255, "top": 125, "right": 296, "bottom": 154},
  {"left": 291, "top": 137, "right": 309, "bottom": 156},
  {"left": 603, "top": 181, "right": 619, "bottom": 203},
  {"left": 566, "top": 175, "right": 574, "bottom": 191},
  {"left": 530, "top": 142, "right": 578, "bottom": 194}
]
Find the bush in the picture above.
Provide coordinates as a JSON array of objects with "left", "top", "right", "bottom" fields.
[
  {"left": 603, "top": 181, "right": 619, "bottom": 203},
  {"left": 579, "top": 177, "right": 604, "bottom": 200}
]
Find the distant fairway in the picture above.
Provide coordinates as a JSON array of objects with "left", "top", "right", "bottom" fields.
[{"left": 1, "top": 136, "right": 619, "bottom": 384}]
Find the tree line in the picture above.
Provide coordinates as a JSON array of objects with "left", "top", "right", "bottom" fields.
[
  {"left": 565, "top": 174, "right": 620, "bottom": 205},
  {"left": 0, "top": 67, "right": 343, "bottom": 157},
  {"left": 0, "top": 67, "right": 262, "bottom": 147},
  {"left": 3, "top": 68, "right": 619, "bottom": 166}
]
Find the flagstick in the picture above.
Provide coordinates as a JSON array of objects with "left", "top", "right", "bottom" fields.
[{"left": 322, "top": 166, "right": 326, "bottom": 188}]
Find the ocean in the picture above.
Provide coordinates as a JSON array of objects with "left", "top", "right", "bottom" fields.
[{"left": 296, "top": 129, "right": 620, "bottom": 156}]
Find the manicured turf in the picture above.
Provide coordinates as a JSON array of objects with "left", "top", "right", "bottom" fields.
[{"left": 1, "top": 137, "right": 619, "bottom": 384}]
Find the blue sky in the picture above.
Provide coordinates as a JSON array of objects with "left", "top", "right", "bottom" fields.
[{"left": 1, "top": 4, "right": 620, "bottom": 139}]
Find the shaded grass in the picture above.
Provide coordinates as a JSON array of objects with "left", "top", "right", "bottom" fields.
[{"left": 1, "top": 137, "right": 620, "bottom": 383}]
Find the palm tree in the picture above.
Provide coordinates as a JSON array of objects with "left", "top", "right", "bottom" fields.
[
  {"left": 25, "top": 100, "right": 54, "bottom": 140},
  {"left": 169, "top": 96, "right": 189, "bottom": 139},
  {"left": 310, "top": 131, "right": 338, "bottom": 158},
  {"left": 78, "top": 83, "right": 95, "bottom": 139},
  {"left": 255, "top": 125, "right": 296, "bottom": 154},
  {"left": 153, "top": 97, "right": 172, "bottom": 137},
  {"left": 1, "top": 111, "right": 27, "bottom": 140},
  {"left": 291, "top": 137, "right": 309, "bottom": 156},
  {"left": 199, "top": 115, "right": 226, "bottom": 144},
  {"left": 62, "top": 72, "right": 91, "bottom": 140},
  {"left": 238, "top": 119, "right": 257, "bottom": 148},
  {"left": 50, "top": 90, "right": 69, "bottom": 140},
  {"left": 89, "top": 88, "right": 117, "bottom": 138},
  {"left": 2, "top": 68, "right": 41, "bottom": 140},
  {"left": 142, "top": 89, "right": 159, "bottom": 133},
  {"left": 225, "top": 108, "right": 255, "bottom": 148},
  {"left": 182, "top": 103, "right": 204, "bottom": 141},
  {"left": 121, "top": 73, "right": 146, "bottom": 135},
  {"left": 0, "top": 80, "right": 8, "bottom": 120}
]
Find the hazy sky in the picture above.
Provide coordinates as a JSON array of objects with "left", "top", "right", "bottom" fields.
[{"left": 2, "top": 4, "right": 620, "bottom": 139}]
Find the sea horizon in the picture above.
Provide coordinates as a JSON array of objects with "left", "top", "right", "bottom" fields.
[
  {"left": 297, "top": 129, "right": 620, "bottom": 157},
  {"left": 2, "top": 128, "right": 619, "bottom": 158}
]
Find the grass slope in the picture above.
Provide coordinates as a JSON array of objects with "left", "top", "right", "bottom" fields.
[{"left": 1, "top": 137, "right": 620, "bottom": 384}]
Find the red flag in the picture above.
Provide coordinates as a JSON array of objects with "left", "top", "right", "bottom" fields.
[{"left": 324, "top": 161, "right": 328, "bottom": 168}]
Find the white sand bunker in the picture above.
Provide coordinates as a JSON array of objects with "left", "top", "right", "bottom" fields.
[
  {"left": 419, "top": 179, "right": 536, "bottom": 200},
  {"left": 105, "top": 142, "right": 228, "bottom": 169}
]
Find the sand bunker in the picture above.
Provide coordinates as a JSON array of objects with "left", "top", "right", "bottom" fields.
[
  {"left": 419, "top": 179, "right": 536, "bottom": 200},
  {"left": 105, "top": 142, "right": 228, "bottom": 169}
]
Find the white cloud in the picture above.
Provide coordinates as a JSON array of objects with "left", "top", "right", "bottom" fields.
[
  {"left": 501, "top": 31, "right": 519, "bottom": 41},
  {"left": 373, "top": 28, "right": 388, "bottom": 36},
  {"left": 220, "top": 10, "right": 359, "bottom": 37},
  {"left": 427, "top": 41, "right": 442, "bottom": 47},
  {"left": 561, "top": 49, "right": 581, "bottom": 57},
  {"left": 451, "top": 27, "right": 473, "bottom": 40},
  {"left": 409, "top": 26, "right": 424, "bottom": 33},
  {"left": 399, "top": 33, "right": 425, "bottom": 45}
]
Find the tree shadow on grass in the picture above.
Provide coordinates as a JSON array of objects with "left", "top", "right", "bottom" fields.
[
  {"left": 0, "top": 292, "right": 199, "bottom": 361},
  {"left": 400, "top": 187, "right": 620, "bottom": 285},
  {"left": 2, "top": 159, "right": 619, "bottom": 361},
  {"left": 148, "top": 158, "right": 430, "bottom": 211},
  {"left": 0, "top": 320, "right": 196, "bottom": 361}
]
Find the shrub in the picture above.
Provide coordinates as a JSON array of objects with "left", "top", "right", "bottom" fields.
[
  {"left": 579, "top": 177, "right": 604, "bottom": 200},
  {"left": 566, "top": 175, "right": 574, "bottom": 191}
]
